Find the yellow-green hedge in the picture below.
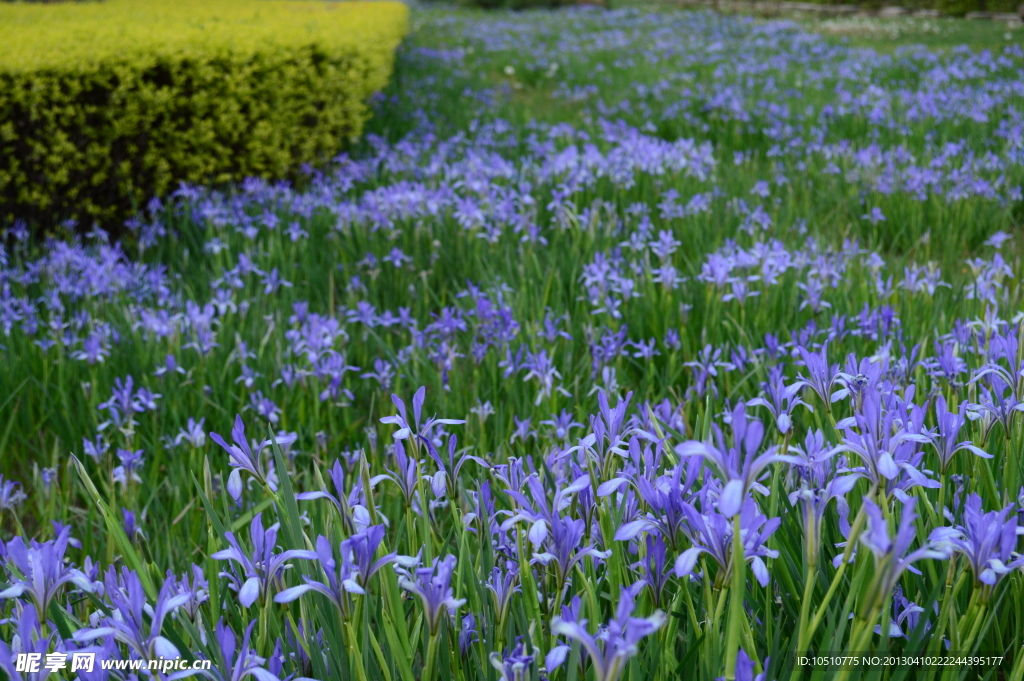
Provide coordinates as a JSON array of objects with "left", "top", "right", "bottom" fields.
[{"left": 0, "top": 0, "right": 409, "bottom": 227}]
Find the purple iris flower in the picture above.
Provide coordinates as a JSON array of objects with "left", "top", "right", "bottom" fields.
[
  {"left": 747, "top": 364, "right": 810, "bottom": 434},
  {"left": 546, "top": 640, "right": 572, "bottom": 675},
  {"left": 967, "top": 364, "right": 1024, "bottom": 441},
  {"left": 639, "top": 398, "right": 686, "bottom": 438},
  {"left": 794, "top": 341, "right": 841, "bottom": 409},
  {"left": 488, "top": 638, "right": 534, "bottom": 681},
  {"left": 521, "top": 348, "right": 571, "bottom": 405},
  {"left": 81, "top": 435, "right": 109, "bottom": 462},
  {"left": 361, "top": 357, "right": 396, "bottom": 391},
  {"left": 96, "top": 375, "right": 145, "bottom": 431},
  {"left": 0, "top": 606, "right": 57, "bottom": 681},
  {"left": 248, "top": 391, "right": 281, "bottom": 424},
  {"left": 546, "top": 596, "right": 583, "bottom": 671},
  {"left": 719, "top": 649, "right": 767, "bottom": 681},
  {"left": 374, "top": 440, "right": 424, "bottom": 508},
  {"left": 862, "top": 207, "right": 886, "bottom": 224},
  {"left": 485, "top": 561, "right": 521, "bottom": 631},
  {"left": 531, "top": 513, "right": 611, "bottom": 588},
  {"left": 343, "top": 524, "right": 402, "bottom": 588},
  {"left": 72, "top": 332, "right": 109, "bottom": 364},
  {"left": 539, "top": 309, "right": 573, "bottom": 343},
  {"left": 684, "top": 345, "right": 734, "bottom": 399},
  {"left": 787, "top": 430, "right": 860, "bottom": 560},
  {"left": 0, "top": 475, "right": 26, "bottom": 514},
  {"left": 599, "top": 435, "right": 663, "bottom": 495},
  {"left": 930, "top": 396, "right": 991, "bottom": 473},
  {"left": 628, "top": 338, "right": 660, "bottom": 360},
  {"left": 275, "top": 527, "right": 401, "bottom": 616},
  {"left": 632, "top": 534, "right": 673, "bottom": 608},
  {"left": 675, "top": 497, "right": 781, "bottom": 588},
  {"left": 510, "top": 415, "right": 537, "bottom": 445},
  {"left": 209, "top": 619, "right": 282, "bottom": 681},
  {"left": 859, "top": 497, "right": 949, "bottom": 597},
  {"left": 551, "top": 588, "right": 665, "bottom": 681},
  {"left": 492, "top": 456, "right": 530, "bottom": 497},
  {"left": 464, "top": 478, "right": 498, "bottom": 538},
  {"left": 112, "top": 448, "right": 144, "bottom": 487},
  {"left": 121, "top": 508, "right": 143, "bottom": 542},
  {"left": 502, "top": 473, "right": 591, "bottom": 546},
  {"left": 929, "top": 493, "right": 1024, "bottom": 592},
  {"left": 0, "top": 525, "right": 94, "bottom": 613},
  {"left": 73, "top": 566, "right": 189, "bottom": 661},
  {"left": 396, "top": 554, "right": 466, "bottom": 635},
  {"left": 379, "top": 386, "right": 465, "bottom": 443},
  {"left": 174, "top": 417, "right": 207, "bottom": 448},
  {"left": 675, "top": 401, "right": 797, "bottom": 517},
  {"left": 591, "top": 389, "right": 635, "bottom": 458},
  {"left": 134, "top": 387, "right": 161, "bottom": 411},
  {"left": 154, "top": 353, "right": 187, "bottom": 377},
  {"left": 834, "top": 355, "right": 887, "bottom": 413},
  {"left": 457, "top": 613, "right": 479, "bottom": 658},
  {"left": 296, "top": 458, "right": 370, "bottom": 534},
  {"left": 168, "top": 565, "right": 209, "bottom": 621},
  {"left": 834, "top": 389, "right": 938, "bottom": 498},
  {"left": 210, "top": 415, "right": 291, "bottom": 501},
  {"left": 542, "top": 409, "right": 584, "bottom": 443},
  {"left": 611, "top": 456, "right": 703, "bottom": 549},
  {"left": 874, "top": 585, "right": 928, "bottom": 639},
  {"left": 422, "top": 433, "right": 489, "bottom": 500},
  {"left": 212, "top": 512, "right": 317, "bottom": 608},
  {"left": 260, "top": 268, "right": 293, "bottom": 295},
  {"left": 926, "top": 339, "right": 967, "bottom": 388}
]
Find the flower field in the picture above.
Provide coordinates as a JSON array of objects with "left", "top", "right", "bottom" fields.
[{"left": 4, "top": 5, "right": 1024, "bottom": 681}]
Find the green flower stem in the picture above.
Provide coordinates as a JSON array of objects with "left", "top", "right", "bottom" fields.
[
  {"left": 960, "top": 601, "right": 988, "bottom": 657},
  {"left": 794, "top": 553, "right": 817, "bottom": 660},
  {"left": 576, "top": 561, "right": 602, "bottom": 630},
  {"left": 405, "top": 504, "right": 418, "bottom": 558},
  {"left": 724, "top": 512, "right": 746, "bottom": 680},
  {"left": 367, "top": 626, "right": 394, "bottom": 681},
  {"left": 741, "top": 614, "right": 761, "bottom": 675},
  {"left": 666, "top": 578, "right": 701, "bottom": 650},
  {"left": 1009, "top": 644, "right": 1024, "bottom": 681},
  {"left": 939, "top": 595, "right": 986, "bottom": 681},
  {"left": 834, "top": 617, "right": 875, "bottom": 681},
  {"left": 413, "top": 445, "right": 434, "bottom": 565},
  {"left": 360, "top": 448, "right": 379, "bottom": 526},
  {"left": 258, "top": 587, "right": 273, "bottom": 654},
  {"left": 657, "top": 586, "right": 687, "bottom": 680},
  {"left": 799, "top": 497, "right": 869, "bottom": 652},
  {"left": 681, "top": 578, "right": 701, "bottom": 640},
  {"left": 518, "top": 525, "right": 542, "bottom": 626},
  {"left": 602, "top": 507, "right": 626, "bottom": 602},
  {"left": 957, "top": 589, "right": 983, "bottom": 643},
  {"left": 928, "top": 558, "right": 963, "bottom": 656},
  {"left": 346, "top": 620, "right": 370, "bottom": 681},
  {"left": 422, "top": 629, "right": 442, "bottom": 681},
  {"left": 711, "top": 581, "right": 729, "bottom": 637},
  {"left": 1007, "top": 424, "right": 1020, "bottom": 508}
]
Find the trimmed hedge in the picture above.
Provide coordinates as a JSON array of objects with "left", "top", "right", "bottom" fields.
[{"left": 0, "top": 0, "right": 409, "bottom": 227}]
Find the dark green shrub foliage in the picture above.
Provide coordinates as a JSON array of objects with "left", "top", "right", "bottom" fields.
[{"left": 0, "top": 1, "right": 408, "bottom": 228}]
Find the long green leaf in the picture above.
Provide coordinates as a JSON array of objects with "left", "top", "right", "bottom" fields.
[{"left": 72, "top": 455, "right": 157, "bottom": 600}]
